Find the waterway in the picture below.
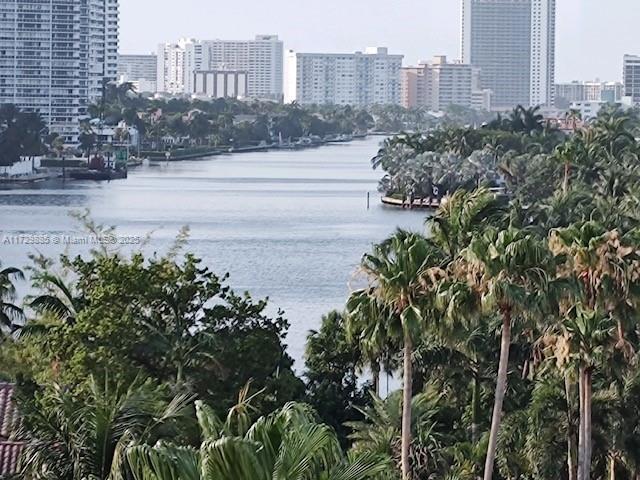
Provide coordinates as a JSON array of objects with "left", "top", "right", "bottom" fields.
[{"left": 0, "top": 137, "right": 426, "bottom": 365}]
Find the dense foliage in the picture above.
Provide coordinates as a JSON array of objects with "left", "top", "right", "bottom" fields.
[
  {"left": 373, "top": 105, "right": 567, "bottom": 200},
  {"left": 0, "top": 104, "right": 47, "bottom": 166}
]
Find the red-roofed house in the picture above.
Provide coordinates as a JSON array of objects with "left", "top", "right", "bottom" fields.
[{"left": 0, "top": 384, "right": 23, "bottom": 477}]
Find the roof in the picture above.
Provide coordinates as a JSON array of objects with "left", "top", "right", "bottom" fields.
[
  {"left": 0, "top": 384, "right": 20, "bottom": 440},
  {"left": 0, "top": 442, "right": 22, "bottom": 476},
  {"left": 0, "top": 384, "right": 23, "bottom": 476}
]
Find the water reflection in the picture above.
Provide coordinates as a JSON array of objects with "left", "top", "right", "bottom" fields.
[{"left": 0, "top": 138, "right": 426, "bottom": 364}]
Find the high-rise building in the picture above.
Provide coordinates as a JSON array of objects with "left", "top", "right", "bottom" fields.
[
  {"left": 0, "top": 0, "right": 119, "bottom": 143},
  {"left": 461, "top": 0, "right": 556, "bottom": 109},
  {"left": 285, "top": 47, "right": 403, "bottom": 106},
  {"left": 89, "top": 0, "right": 119, "bottom": 102},
  {"left": 623, "top": 55, "right": 640, "bottom": 104},
  {"left": 157, "top": 39, "right": 196, "bottom": 95},
  {"left": 118, "top": 54, "right": 158, "bottom": 92},
  {"left": 401, "top": 66, "right": 430, "bottom": 109},
  {"left": 201, "top": 36, "right": 283, "bottom": 100},
  {"left": 428, "top": 56, "right": 474, "bottom": 111},
  {"left": 401, "top": 56, "right": 478, "bottom": 111},
  {"left": 158, "top": 35, "right": 284, "bottom": 100}
]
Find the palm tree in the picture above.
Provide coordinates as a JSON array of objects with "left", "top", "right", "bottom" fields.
[
  {"left": 550, "top": 222, "right": 640, "bottom": 480},
  {"left": 0, "top": 262, "right": 25, "bottom": 333},
  {"left": 346, "top": 292, "right": 399, "bottom": 396},
  {"left": 28, "top": 272, "right": 81, "bottom": 324},
  {"left": 460, "top": 228, "right": 556, "bottom": 480},
  {"left": 50, "top": 135, "right": 66, "bottom": 158},
  {"left": 348, "top": 230, "right": 446, "bottom": 480},
  {"left": 565, "top": 109, "right": 582, "bottom": 131},
  {"left": 429, "top": 189, "right": 512, "bottom": 449},
  {"left": 126, "top": 400, "right": 389, "bottom": 480},
  {"left": 521, "top": 106, "right": 545, "bottom": 135},
  {"left": 553, "top": 140, "right": 586, "bottom": 195},
  {"left": 508, "top": 105, "right": 544, "bottom": 135},
  {"left": 550, "top": 222, "right": 640, "bottom": 358},
  {"left": 444, "top": 128, "right": 475, "bottom": 158},
  {"left": 592, "top": 115, "right": 635, "bottom": 157},
  {"left": 564, "top": 308, "right": 615, "bottom": 480},
  {"left": 428, "top": 188, "right": 507, "bottom": 260},
  {"left": 19, "top": 376, "right": 192, "bottom": 479},
  {"left": 347, "top": 387, "right": 455, "bottom": 479}
]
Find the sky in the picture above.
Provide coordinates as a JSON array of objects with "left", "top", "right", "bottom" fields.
[{"left": 120, "top": 0, "right": 639, "bottom": 82}]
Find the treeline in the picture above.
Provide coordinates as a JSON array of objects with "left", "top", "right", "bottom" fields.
[
  {"left": 94, "top": 83, "right": 492, "bottom": 150},
  {"left": 1, "top": 82, "right": 494, "bottom": 166}
]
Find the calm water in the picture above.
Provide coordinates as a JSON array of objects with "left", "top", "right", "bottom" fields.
[{"left": 0, "top": 137, "right": 425, "bottom": 365}]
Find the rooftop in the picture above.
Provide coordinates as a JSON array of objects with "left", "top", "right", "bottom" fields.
[{"left": 0, "top": 383, "right": 23, "bottom": 476}]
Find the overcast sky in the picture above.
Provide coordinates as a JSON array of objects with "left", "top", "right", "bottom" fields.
[{"left": 120, "top": 0, "right": 638, "bottom": 82}]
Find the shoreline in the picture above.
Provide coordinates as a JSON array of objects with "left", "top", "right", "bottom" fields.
[{"left": 146, "top": 135, "right": 370, "bottom": 162}]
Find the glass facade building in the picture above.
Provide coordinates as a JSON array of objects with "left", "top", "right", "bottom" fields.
[{"left": 462, "top": 0, "right": 555, "bottom": 109}]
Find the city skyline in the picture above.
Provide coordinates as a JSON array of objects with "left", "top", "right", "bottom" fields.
[{"left": 120, "top": 0, "right": 639, "bottom": 83}]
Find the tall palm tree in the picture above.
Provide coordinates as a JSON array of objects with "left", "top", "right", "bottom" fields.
[
  {"left": 126, "top": 400, "right": 389, "bottom": 480},
  {"left": 0, "top": 262, "right": 25, "bottom": 333},
  {"left": 348, "top": 230, "right": 446, "bottom": 480},
  {"left": 564, "top": 309, "right": 615, "bottom": 480},
  {"left": 550, "top": 222, "right": 640, "bottom": 359},
  {"left": 460, "top": 228, "right": 556, "bottom": 480},
  {"left": 553, "top": 140, "right": 586, "bottom": 195},
  {"left": 550, "top": 222, "right": 640, "bottom": 480}
]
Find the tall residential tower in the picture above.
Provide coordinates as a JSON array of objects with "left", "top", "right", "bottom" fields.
[
  {"left": 623, "top": 55, "right": 640, "bottom": 105},
  {"left": 0, "top": 0, "right": 119, "bottom": 143},
  {"left": 461, "top": 0, "right": 556, "bottom": 109}
]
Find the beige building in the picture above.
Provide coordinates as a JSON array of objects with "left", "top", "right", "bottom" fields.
[
  {"left": 400, "top": 65, "right": 430, "bottom": 109},
  {"left": 400, "top": 56, "right": 481, "bottom": 111}
]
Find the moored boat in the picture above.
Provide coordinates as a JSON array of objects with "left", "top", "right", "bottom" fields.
[{"left": 69, "top": 169, "right": 127, "bottom": 181}]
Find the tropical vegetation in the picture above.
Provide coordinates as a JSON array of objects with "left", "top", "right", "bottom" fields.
[{"left": 3, "top": 104, "right": 640, "bottom": 480}]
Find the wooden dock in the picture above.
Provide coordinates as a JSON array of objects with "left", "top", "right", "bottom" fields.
[{"left": 381, "top": 196, "right": 441, "bottom": 209}]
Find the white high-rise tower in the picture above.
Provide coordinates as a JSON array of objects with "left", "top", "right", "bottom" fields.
[
  {"left": 0, "top": 0, "right": 119, "bottom": 143},
  {"left": 461, "top": 0, "right": 556, "bottom": 109}
]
